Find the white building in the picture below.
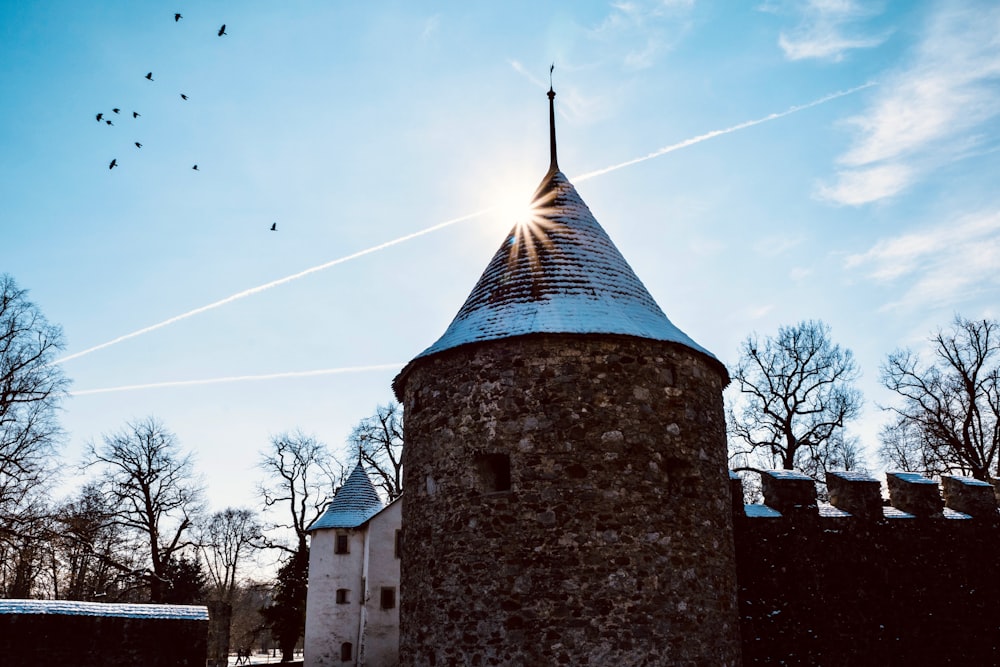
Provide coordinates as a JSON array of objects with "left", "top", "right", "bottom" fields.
[{"left": 305, "top": 465, "right": 401, "bottom": 667}]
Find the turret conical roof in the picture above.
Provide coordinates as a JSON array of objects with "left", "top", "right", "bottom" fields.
[
  {"left": 411, "top": 167, "right": 716, "bottom": 361},
  {"left": 307, "top": 464, "right": 383, "bottom": 531}
]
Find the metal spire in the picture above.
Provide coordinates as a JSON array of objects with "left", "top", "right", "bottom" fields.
[{"left": 548, "top": 63, "right": 558, "bottom": 172}]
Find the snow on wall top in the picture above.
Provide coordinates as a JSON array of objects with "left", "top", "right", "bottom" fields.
[
  {"left": 0, "top": 599, "right": 208, "bottom": 620},
  {"left": 308, "top": 464, "right": 384, "bottom": 531},
  {"left": 413, "top": 170, "right": 716, "bottom": 362}
]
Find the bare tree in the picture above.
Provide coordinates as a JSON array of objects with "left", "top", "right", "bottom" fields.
[
  {"left": 199, "top": 507, "right": 263, "bottom": 667},
  {"left": 0, "top": 274, "right": 69, "bottom": 519},
  {"left": 257, "top": 430, "right": 339, "bottom": 555},
  {"left": 881, "top": 316, "right": 1000, "bottom": 480},
  {"left": 49, "top": 483, "right": 141, "bottom": 601},
  {"left": 728, "top": 320, "right": 864, "bottom": 479},
  {"left": 348, "top": 402, "right": 404, "bottom": 501},
  {"left": 87, "top": 417, "right": 205, "bottom": 602},
  {"left": 257, "top": 430, "right": 341, "bottom": 662},
  {"left": 199, "top": 507, "right": 262, "bottom": 602}
]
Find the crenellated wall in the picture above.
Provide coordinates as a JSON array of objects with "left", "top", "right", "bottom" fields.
[{"left": 733, "top": 469, "right": 1000, "bottom": 666}]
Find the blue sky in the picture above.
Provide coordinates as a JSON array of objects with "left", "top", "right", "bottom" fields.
[{"left": 3, "top": 1, "right": 999, "bottom": 513}]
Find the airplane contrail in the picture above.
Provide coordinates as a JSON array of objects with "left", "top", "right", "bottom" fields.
[
  {"left": 54, "top": 210, "right": 490, "bottom": 365},
  {"left": 572, "top": 82, "right": 876, "bottom": 182},
  {"left": 57, "top": 83, "right": 874, "bottom": 369},
  {"left": 70, "top": 363, "right": 406, "bottom": 396}
]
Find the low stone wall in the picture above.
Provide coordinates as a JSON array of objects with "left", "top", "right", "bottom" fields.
[
  {"left": 0, "top": 600, "right": 208, "bottom": 667},
  {"left": 733, "top": 470, "right": 1000, "bottom": 666}
]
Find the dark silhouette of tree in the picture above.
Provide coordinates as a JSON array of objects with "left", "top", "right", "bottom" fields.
[
  {"left": 261, "top": 549, "right": 308, "bottom": 663},
  {"left": 86, "top": 417, "right": 204, "bottom": 602},
  {"left": 161, "top": 552, "right": 207, "bottom": 604},
  {"left": 881, "top": 316, "right": 1000, "bottom": 480},
  {"left": 728, "top": 320, "right": 864, "bottom": 480},
  {"left": 348, "top": 402, "right": 404, "bottom": 501},
  {"left": 199, "top": 507, "right": 263, "bottom": 667},
  {"left": 257, "top": 431, "right": 340, "bottom": 661},
  {"left": 0, "top": 274, "right": 69, "bottom": 524},
  {"left": 49, "top": 483, "right": 140, "bottom": 601},
  {"left": 200, "top": 507, "right": 262, "bottom": 602}
]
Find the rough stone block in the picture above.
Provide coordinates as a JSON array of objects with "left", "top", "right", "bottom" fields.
[
  {"left": 827, "top": 471, "right": 882, "bottom": 519},
  {"left": 886, "top": 472, "right": 943, "bottom": 517},
  {"left": 761, "top": 469, "right": 817, "bottom": 516},
  {"left": 730, "top": 470, "right": 745, "bottom": 516},
  {"left": 942, "top": 475, "right": 998, "bottom": 519}
]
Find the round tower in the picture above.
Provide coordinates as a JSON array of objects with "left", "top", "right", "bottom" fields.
[{"left": 393, "top": 87, "right": 741, "bottom": 666}]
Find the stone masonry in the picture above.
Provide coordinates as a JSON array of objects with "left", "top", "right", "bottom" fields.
[{"left": 396, "top": 333, "right": 741, "bottom": 666}]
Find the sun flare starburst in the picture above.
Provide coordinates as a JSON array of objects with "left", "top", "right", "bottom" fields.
[{"left": 508, "top": 186, "right": 561, "bottom": 268}]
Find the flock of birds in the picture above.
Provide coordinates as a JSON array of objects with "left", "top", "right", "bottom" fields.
[
  {"left": 101, "top": 13, "right": 225, "bottom": 174},
  {"left": 99, "top": 13, "right": 276, "bottom": 231}
]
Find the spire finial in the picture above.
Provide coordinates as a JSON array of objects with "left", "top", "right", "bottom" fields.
[{"left": 548, "top": 63, "right": 558, "bottom": 172}]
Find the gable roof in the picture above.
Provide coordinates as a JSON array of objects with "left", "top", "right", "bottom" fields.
[
  {"left": 411, "top": 168, "right": 716, "bottom": 362},
  {"left": 308, "top": 464, "right": 384, "bottom": 531}
]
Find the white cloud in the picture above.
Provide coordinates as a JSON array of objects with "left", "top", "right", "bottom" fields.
[
  {"left": 421, "top": 15, "right": 441, "bottom": 42},
  {"left": 590, "top": 0, "right": 696, "bottom": 70},
  {"left": 817, "top": 163, "right": 911, "bottom": 205},
  {"left": 747, "top": 304, "right": 776, "bottom": 320},
  {"left": 844, "top": 210, "right": 1000, "bottom": 310},
  {"left": 776, "top": 0, "right": 889, "bottom": 62},
  {"left": 821, "top": 4, "right": 1000, "bottom": 205}
]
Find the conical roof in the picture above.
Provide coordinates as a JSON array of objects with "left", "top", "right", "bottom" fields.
[
  {"left": 411, "top": 167, "right": 716, "bottom": 362},
  {"left": 308, "top": 464, "right": 383, "bottom": 531}
]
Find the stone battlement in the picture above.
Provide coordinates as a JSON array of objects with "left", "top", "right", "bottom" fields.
[
  {"left": 733, "top": 469, "right": 1000, "bottom": 521},
  {"left": 731, "top": 469, "right": 1000, "bottom": 665}
]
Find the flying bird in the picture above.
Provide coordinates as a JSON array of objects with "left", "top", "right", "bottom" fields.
[
  {"left": 96, "top": 113, "right": 103, "bottom": 122},
  {"left": 180, "top": 93, "right": 188, "bottom": 100},
  {"left": 270, "top": 222, "right": 277, "bottom": 231},
  {"left": 109, "top": 159, "right": 117, "bottom": 170},
  {"left": 145, "top": 72, "right": 154, "bottom": 81},
  {"left": 192, "top": 164, "right": 199, "bottom": 170},
  {"left": 112, "top": 108, "right": 120, "bottom": 114},
  {"left": 132, "top": 111, "right": 140, "bottom": 118},
  {"left": 218, "top": 24, "right": 227, "bottom": 36},
  {"left": 105, "top": 120, "right": 113, "bottom": 126},
  {"left": 174, "top": 13, "right": 182, "bottom": 22},
  {"left": 134, "top": 142, "right": 142, "bottom": 148}
]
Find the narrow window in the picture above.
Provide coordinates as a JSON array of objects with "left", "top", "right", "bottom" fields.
[
  {"left": 380, "top": 586, "right": 396, "bottom": 610},
  {"left": 335, "top": 533, "right": 349, "bottom": 554},
  {"left": 474, "top": 453, "right": 511, "bottom": 492},
  {"left": 340, "top": 642, "right": 353, "bottom": 661},
  {"left": 335, "top": 588, "right": 349, "bottom": 604},
  {"left": 394, "top": 529, "right": 402, "bottom": 559}
]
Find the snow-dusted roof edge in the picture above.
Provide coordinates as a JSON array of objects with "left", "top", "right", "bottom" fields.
[{"left": 0, "top": 600, "right": 208, "bottom": 620}]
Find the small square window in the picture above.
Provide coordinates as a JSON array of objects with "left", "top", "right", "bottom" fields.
[
  {"left": 335, "top": 534, "right": 349, "bottom": 554},
  {"left": 380, "top": 587, "right": 396, "bottom": 610},
  {"left": 474, "top": 453, "right": 511, "bottom": 492},
  {"left": 336, "top": 588, "right": 349, "bottom": 604},
  {"left": 340, "top": 642, "right": 353, "bottom": 661}
]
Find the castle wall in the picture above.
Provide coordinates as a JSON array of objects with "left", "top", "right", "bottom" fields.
[
  {"left": 0, "top": 600, "right": 207, "bottom": 667},
  {"left": 398, "top": 334, "right": 741, "bottom": 666},
  {"left": 733, "top": 471, "right": 1000, "bottom": 666}
]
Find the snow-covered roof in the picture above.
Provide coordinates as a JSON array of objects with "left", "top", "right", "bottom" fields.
[
  {"left": 308, "top": 464, "right": 384, "bottom": 531},
  {"left": 411, "top": 168, "right": 717, "bottom": 363},
  {"left": 0, "top": 599, "right": 208, "bottom": 620}
]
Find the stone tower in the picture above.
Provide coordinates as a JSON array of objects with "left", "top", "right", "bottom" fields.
[{"left": 393, "top": 87, "right": 741, "bottom": 666}]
